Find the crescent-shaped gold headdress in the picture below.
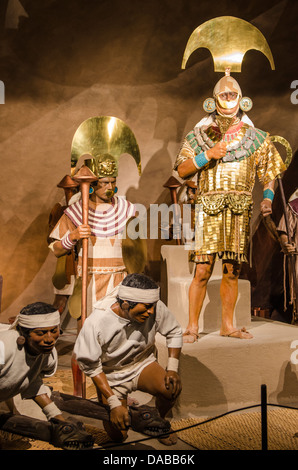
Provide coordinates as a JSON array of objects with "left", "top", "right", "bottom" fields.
[
  {"left": 182, "top": 16, "right": 275, "bottom": 118},
  {"left": 71, "top": 116, "right": 142, "bottom": 178}
]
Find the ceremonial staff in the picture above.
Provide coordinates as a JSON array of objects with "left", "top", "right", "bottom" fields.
[
  {"left": 51, "top": 175, "right": 79, "bottom": 293},
  {"left": 72, "top": 163, "right": 98, "bottom": 397},
  {"left": 69, "top": 116, "right": 142, "bottom": 397}
]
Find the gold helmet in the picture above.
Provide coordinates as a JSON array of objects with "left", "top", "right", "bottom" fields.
[
  {"left": 213, "top": 75, "right": 242, "bottom": 98},
  {"left": 71, "top": 116, "right": 142, "bottom": 178},
  {"left": 213, "top": 74, "right": 242, "bottom": 116}
]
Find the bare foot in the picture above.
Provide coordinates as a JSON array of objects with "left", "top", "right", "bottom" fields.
[
  {"left": 220, "top": 327, "right": 253, "bottom": 339},
  {"left": 183, "top": 329, "right": 199, "bottom": 344},
  {"left": 158, "top": 429, "right": 177, "bottom": 446}
]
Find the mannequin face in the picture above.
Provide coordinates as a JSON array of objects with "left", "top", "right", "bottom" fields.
[
  {"left": 121, "top": 302, "right": 157, "bottom": 324},
  {"left": 26, "top": 325, "right": 60, "bottom": 355},
  {"left": 91, "top": 177, "right": 116, "bottom": 203}
]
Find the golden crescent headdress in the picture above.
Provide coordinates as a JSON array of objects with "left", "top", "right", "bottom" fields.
[
  {"left": 71, "top": 116, "right": 142, "bottom": 178},
  {"left": 182, "top": 16, "right": 276, "bottom": 116},
  {"left": 181, "top": 16, "right": 275, "bottom": 73},
  {"left": 180, "top": 17, "right": 293, "bottom": 168}
]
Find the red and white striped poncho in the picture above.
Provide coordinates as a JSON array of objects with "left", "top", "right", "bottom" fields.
[{"left": 64, "top": 196, "right": 135, "bottom": 238}]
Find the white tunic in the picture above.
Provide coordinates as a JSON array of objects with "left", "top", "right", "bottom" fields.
[
  {"left": 49, "top": 196, "right": 136, "bottom": 315},
  {"left": 73, "top": 296, "right": 183, "bottom": 387},
  {"left": 0, "top": 329, "right": 57, "bottom": 401}
]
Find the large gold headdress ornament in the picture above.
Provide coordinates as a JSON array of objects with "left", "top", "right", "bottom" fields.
[
  {"left": 182, "top": 16, "right": 275, "bottom": 115},
  {"left": 71, "top": 116, "right": 142, "bottom": 178},
  {"left": 181, "top": 16, "right": 275, "bottom": 73}
]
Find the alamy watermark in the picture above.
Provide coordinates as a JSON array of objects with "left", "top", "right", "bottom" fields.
[
  {"left": 290, "top": 80, "right": 298, "bottom": 104},
  {"left": 0, "top": 81, "right": 4, "bottom": 104},
  {"left": 124, "top": 202, "right": 198, "bottom": 250}
]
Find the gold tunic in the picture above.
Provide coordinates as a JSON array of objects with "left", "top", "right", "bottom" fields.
[{"left": 174, "top": 121, "right": 286, "bottom": 263}]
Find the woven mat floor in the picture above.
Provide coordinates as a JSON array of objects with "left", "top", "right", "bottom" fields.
[
  {"left": 1, "top": 369, "right": 297, "bottom": 450},
  {"left": 171, "top": 409, "right": 298, "bottom": 450}
]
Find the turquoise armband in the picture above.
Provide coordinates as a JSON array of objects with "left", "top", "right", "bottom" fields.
[
  {"left": 194, "top": 151, "right": 209, "bottom": 169},
  {"left": 263, "top": 188, "right": 274, "bottom": 201}
]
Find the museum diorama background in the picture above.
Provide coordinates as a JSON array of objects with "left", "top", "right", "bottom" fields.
[{"left": 0, "top": 0, "right": 297, "bottom": 323}]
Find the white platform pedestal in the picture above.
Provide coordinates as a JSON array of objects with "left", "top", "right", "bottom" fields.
[
  {"left": 161, "top": 245, "right": 251, "bottom": 332},
  {"left": 156, "top": 318, "right": 298, "bottom": 418},
  {"left": 159, "top": 245, "right": 298, "bottom": 418}
]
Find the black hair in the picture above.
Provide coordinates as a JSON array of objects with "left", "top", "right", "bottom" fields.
[
  {"left": 121, "top": 273, "right": 158, "bottom": 290},
  {"left": 116, "top": 274, "right": 159, "bottom": 309},
  {"left": 19, "top": 302, "right": 57, "bottom": 316}
]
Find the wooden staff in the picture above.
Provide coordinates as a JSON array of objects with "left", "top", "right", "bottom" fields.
[
  {"left": 51, "top": 176, "right": 79, "bottom": 301},
  {"left": 72, "top": 164, "right": 98, "bottom": 397},
  {"left": 57, "top": 174, "right": 79, "bottom": 205}
]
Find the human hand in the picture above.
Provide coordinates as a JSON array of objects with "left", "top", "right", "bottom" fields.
[
  {"left": 260, "top": 200, "right": 272, "bottom": 217},
  {"left": 164, "top": 371, "right": 182, "bottom": 399},
  {"left": 110, "top": 405, "right": 130, "bottom": 431},
  {"left": 70, "top": 224, "right": 91, "bottom": 242},
  {"left": 281, "top": 241, "right": 296, "bottom": 255},
  {"left": 206, "top": 141, "right": 227, "bottom": 160}
]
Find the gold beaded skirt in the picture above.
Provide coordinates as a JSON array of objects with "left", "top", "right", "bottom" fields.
[{"left": 192, "top": 201, "right": 251, "bottom": 263}]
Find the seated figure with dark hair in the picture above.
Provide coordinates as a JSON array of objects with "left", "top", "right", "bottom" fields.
[
  {"left": 0, "top": 302, "right": 95, "bottom": 449},
  {"left": 73, "top": 273, "right": 183, "bottom": 446},
  {"left": 0, "top": 302, "right": 64, "bottom": 420}
]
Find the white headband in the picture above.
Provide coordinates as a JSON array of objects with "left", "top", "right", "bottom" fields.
[
  {"left": 118, "top": 285, "right": 160, "bottom": 303},
  {"left": 9, "top": 311, "right": 60, "bottom": 329}
]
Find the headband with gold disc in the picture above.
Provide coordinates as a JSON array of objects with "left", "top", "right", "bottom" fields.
[{"left": 71, "top": 116, "right": 142, "bottom": 178}]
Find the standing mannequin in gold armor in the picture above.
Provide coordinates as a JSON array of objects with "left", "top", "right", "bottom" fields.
[{"left": 174, "top": 73, "right": 286, "bottom": 342}]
